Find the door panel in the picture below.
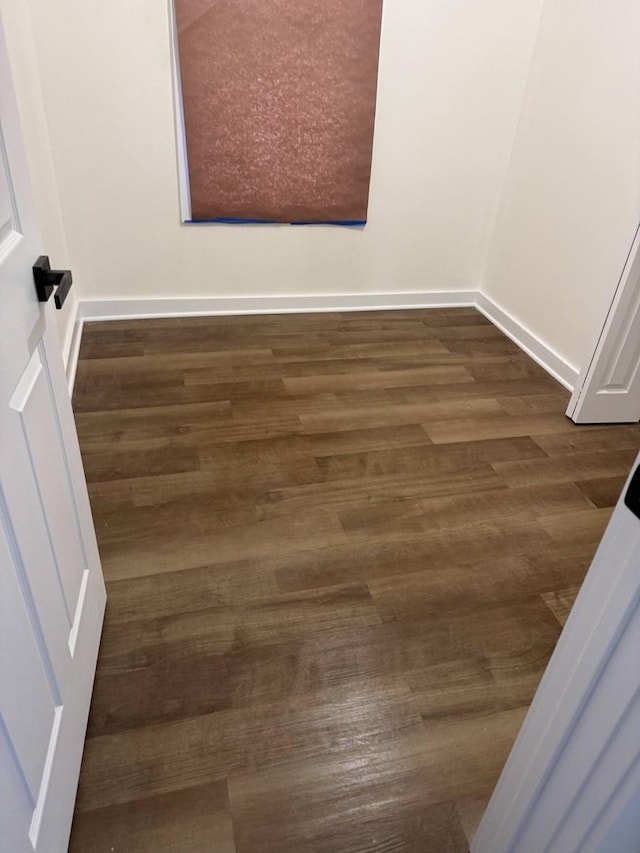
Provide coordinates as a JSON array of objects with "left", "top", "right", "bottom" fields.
[
  {"left": 0, "top": 727, "right": 32, "bottom": 853},
  {"left": 0, "top": 125, "right": 19, "bottom": 246},
  {"left": 10, "top": 345, "right": 86, "bottom": 619},
  {"left": 0, "top": 13, "right": 106, "bottom": 853},
  {"left": 3, "top": 393, "right": 74, "bottom": 677},
  {"left": 0, "top": 523, "right": 57, "bottom": 800},
  {"left": 568, "top": 222, "right": 640, "bottom": 424}
]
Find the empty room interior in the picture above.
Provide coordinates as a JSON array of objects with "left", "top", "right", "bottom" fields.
[{"left": 2, "top": 0, "right": 640, "bottom": 851}]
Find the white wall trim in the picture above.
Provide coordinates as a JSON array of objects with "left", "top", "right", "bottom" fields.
[
  {"left": 476, "top": 291, "right": 579, "bottom": 391},
  {"left": 58, "top": 296, "right": 81, "bottom": 394},
  {"left": 66, "top": 290, "right": 579, "bottom": 396},
  {"left": 65, "top": 315, "right": 83, "bottom": 397},
  {"left": 75, "top": 291, "right": 476, "bottom": 322}
]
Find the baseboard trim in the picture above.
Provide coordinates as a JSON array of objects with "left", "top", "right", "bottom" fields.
[
  {"left": 67, "top": 291, "right": 579, "bottom": 394},
  {"left": 76, "top": 291, "right": 477, "bottom": 322},
  {"left": 60, "top": 297, "right": 78, "bottom": 366},
  {"left": 476, "top": 292, "right": 579, "bottom": 391},
  {"left": 65, "top": 315, "right": 84, "bottom": 397}
]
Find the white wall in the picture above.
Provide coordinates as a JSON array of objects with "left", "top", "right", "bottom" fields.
[
  {"left": 482, "top": 0, "right": 640, "bottom": 373},
  {"left": 19, "top": 0, "right": 544, "bottom": 304},
  {"left": 0, "top": 0, "right": 77, "bottom": 359}
]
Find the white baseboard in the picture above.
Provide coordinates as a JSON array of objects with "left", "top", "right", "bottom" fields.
[
  {"left": 60, "top": 298, "right": 78, "bottom": 366},
  {"left": 476, "top": 292, "right": 579, "bottom": 391},
  {"left": 76, "top": 291, "right": 477, "bottom": 322},
  {"left": 67, "top": 290, "right": 578, "bottom": 395},
  {"left": 58, "top": 297, "right": 83, "bottom": 396},
  {"left": 65, "top": 316, "right": 84, "bottom": 396}
]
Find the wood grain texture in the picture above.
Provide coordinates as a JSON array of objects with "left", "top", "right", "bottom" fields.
[
  {"left": 69, "top": 309, "right": 640, "bottom": 852},
  {"left": 68, "top": 782, "right": 235, "bottom": 853}
]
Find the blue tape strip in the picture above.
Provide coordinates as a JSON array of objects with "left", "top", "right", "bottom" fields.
[
  {"left": 291, "top": 220, "right": 366, "bottom": 227},
  {"left": 187, "top": 218, "right": 367, "bottom": 227},
  {"left": 187, "top": 217, "right": 274, "bottom": 224}
]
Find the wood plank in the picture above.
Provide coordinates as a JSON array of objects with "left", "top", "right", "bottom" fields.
[
  {"left": 539, "top": 506, "right": 613, "bottom": 548},
  {"left": 275, "top": 519, "right": 553, "bottom": 592},
  {"left": 492, "top": 448, "right": 637, "bottom": 486},
  {"left": 404, "top": 377, "right": 563, "bottom": 404},
  {"left": 300, "top": 397, "right": 504, "bottom": 434},
  {"left": 99, "top": 509, "right": 348, "bottom": 581},
  {"left": 256, "top": 465, "right": 505, "bottom": 519},
  {"left": 425, "top": 412, "right": 588, "bottom": 444},
  {"left": 316, "top": 435, "right": 546, "bottom": 482},
  {"left": 69, "top": 782, "right": 236, "bottom": 853},
  {"left": 82, "top": 446, "right": 201, "bottom": 483},
  {"left": 532, "top": 426, "right": 640, "bottom": 455},
  {"left": 338, "top": 482, "right": 592, "bottom": 539},
  {"left": 282, "top": 364, "right": 473, "bottom": 395},
  {"left": 498, "top": 393, "right": 571, "bottom": 415},
  {"left": 576, "top": 475, "right": 626, "bottom": 508},
  {"left": 102, "top": 559, "right": 280, "bottom": 626}
]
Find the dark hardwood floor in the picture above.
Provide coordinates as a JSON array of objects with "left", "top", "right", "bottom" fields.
[{"left": 68, "top": 309, "right": 640, "bottom": 852}]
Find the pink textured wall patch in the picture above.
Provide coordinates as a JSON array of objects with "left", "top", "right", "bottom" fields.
[{"left": 174, "top": 0, "right": 384, "bottom": 224}]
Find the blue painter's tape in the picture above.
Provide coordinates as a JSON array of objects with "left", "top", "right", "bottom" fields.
[
  {"left": 291, "top": 220, "right": 366, "bottom": 227},
  {"left": 187, "top": 217, "right": 274, "bottom": 225},
  {"left": 187, "top": 218, "right": 367, "bottom": 227}
]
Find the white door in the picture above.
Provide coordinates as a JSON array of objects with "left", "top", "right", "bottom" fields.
[
  {"left": 568, "top": 221, "right": 640, "bottom": 424},
  {"left": 473, "top": 452, "right": 640, "bottom": 852},
  {"left": 0, "top": 18, "right": 106, "bottom": 853}
]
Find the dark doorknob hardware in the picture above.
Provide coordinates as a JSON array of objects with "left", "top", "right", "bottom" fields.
[
  {"left": 624, "top": 465, "right": 640, "bottom": 520},
  {"left": 33, "top": 256, "right": 73, "bottom": 309}
]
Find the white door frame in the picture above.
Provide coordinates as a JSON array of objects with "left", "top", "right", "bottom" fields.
[
  {"left": 473, "top": 455, "right": 640, "bottom": 852},
  {"left": 567, "top": 221, "right": 640, "bottom": 424}
]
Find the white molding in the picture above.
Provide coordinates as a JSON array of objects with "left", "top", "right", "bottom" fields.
[
  {"left": 65, "top": 316, "right": 83, "bottom": 397},
  {"left": 60, "top": 298, "right": 77, "bottom": 364},
  {"left": 476, "top": 291, "right": 579, "bottom": 391},
  {"left": 59, "top": 296, "right": 81, "bottom": 393},
  {"left": 75, "top": 291, "right": 477, "bottom": 322}
]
